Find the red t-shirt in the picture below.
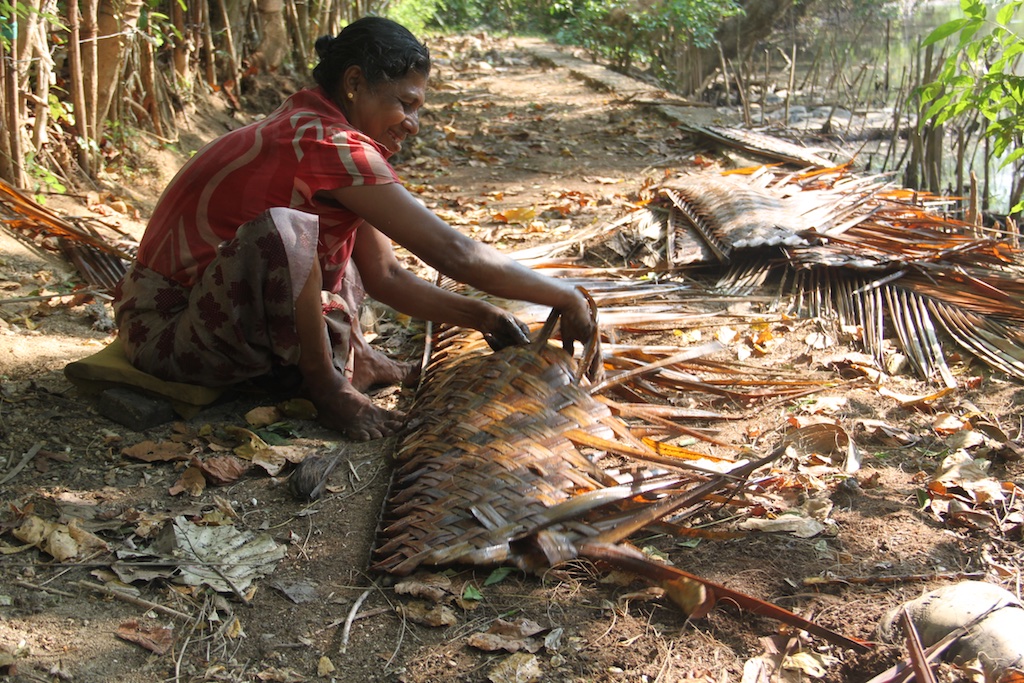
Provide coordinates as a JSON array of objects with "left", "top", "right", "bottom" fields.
[{"left": 136, "top": 87, "right": 399, "bottom": 292}]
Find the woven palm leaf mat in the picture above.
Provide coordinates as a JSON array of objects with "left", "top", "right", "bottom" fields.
[{"left": 372, "top": 303, "right": 870, "bottom": 652}]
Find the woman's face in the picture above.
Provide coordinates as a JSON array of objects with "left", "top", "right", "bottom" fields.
[{"left": 343, "top": 69, "right": 426, "bottom": 154}]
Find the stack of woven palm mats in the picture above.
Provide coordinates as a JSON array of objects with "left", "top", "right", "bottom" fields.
[{"left": 372, "top": 303, "right": 870, "bottom": 651}]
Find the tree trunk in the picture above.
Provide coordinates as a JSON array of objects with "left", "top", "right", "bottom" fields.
[
  {"left": 95, "top": 0, "right": 144, "bottom": 127},
  {"left": 690, "top": 0, "right": 815, "bottom": 94},
  {"left": 255, "top": 0, "right": 289, "bottom": 71}
]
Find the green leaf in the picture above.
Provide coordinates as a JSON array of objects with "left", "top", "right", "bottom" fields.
[
  {"left": 923, "top": 17, "right": 969, "bottom": 46},
  {"left": 462, "top": 584, "right": 483, "bottom": 601},
  {"left": 484, "top": 567, "right": 513, "bottom": 586},
  {"left": 996, "top": 2, "right": 1020, "bottom": 26}
]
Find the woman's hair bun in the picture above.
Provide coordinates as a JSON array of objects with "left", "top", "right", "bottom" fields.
[{"left": 314, "top": 35, "right": 332, "bottom": 60}]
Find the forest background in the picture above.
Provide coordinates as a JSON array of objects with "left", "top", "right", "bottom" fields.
[{"left": 0, "top": 0, "right": 1023, "bottom": 222}]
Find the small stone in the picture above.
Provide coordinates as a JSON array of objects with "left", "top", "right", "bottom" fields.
[{"left": 97, "top": 387, "right": 175, "bottom": 431}]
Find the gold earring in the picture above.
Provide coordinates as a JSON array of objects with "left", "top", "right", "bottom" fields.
[{"left": 347, "top": 92, "right": 354, "bottom": 100}]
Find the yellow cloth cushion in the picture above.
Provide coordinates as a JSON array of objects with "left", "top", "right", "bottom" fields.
[{"left": 64, "top": 338, "right": 222, "bottom": 417}]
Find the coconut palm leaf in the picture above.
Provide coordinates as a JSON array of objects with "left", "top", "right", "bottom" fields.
[
  {"left": 0, "top": 178, "right": 134, "bottom": 291},
  {"left": 570, "top": 166, "right": 1024, "bottom": 383}
]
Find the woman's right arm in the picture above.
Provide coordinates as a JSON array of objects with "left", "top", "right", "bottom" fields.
[{"left": 330, "top": 183, "right": 595, "bottom": 350}]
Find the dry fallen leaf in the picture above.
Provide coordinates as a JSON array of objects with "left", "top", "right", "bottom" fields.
[
  {"left": 486, "top": 652, "right": 543, "bottom": 683},
  {"left": 245, "top": 406, "right": 282, "bottom": 428},
  {"left": 116, "top": 620, "right": 174, "bottom": 655},
  {"left": 278, "top": 398, "right": 317, "bottom": 420},
  {"left": 197, "top": 455, "right": 251, "bottom": 486},
  {"left": 399, "top": 600, "right": 458, "bottom": 627},
  {"left": 168, "top": 465, "right": 206, "bottom": 496},
  {"left": 11, "top": 515, "right": 109, "bottom": 562},
  {"left": 122, "top": 440, "right": 190, "bottom": 463},
  {"left": 394, "top": 573, "right": 454, "bottom": 603},
  {"left": 317, "top": 656, "right": 335, "bottom": 676}
]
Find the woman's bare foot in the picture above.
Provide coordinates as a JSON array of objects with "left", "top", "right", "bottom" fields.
[
  {"left": 350, "top": 344, "right": 419, "bottom": 392},
  {"left": 308, "top": 371, "right": 405, "bottom": 440}
]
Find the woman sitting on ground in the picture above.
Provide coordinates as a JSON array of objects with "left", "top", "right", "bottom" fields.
[{"left": 114, "top": 16, "right": 595, "bottom": 440}]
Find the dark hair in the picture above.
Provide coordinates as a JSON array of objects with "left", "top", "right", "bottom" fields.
[{"left": 313, "top": 17, "right": 431, "bottom": 94}]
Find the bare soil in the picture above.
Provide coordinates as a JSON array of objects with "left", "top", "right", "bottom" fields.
[{"left": 2, "top": 34, "right": 1022, "bottom": 683}]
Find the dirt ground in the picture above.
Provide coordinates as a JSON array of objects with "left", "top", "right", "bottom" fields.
[{"left": 2, "top": 34, "right": 1023, "bottom": 683}]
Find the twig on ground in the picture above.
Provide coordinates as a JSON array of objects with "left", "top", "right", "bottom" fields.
[
  {"left": 75, "top": 580, "right": 195, "bottom": 623},
  {"left": 803, "top": 571, "right": 986, "bottom": 587},
  {"left": 0, "top": 442, "right": 43, "bottom": 486},
  {"left": 340, "top": 587, "right": 373, "bottom": 654},
  {"left": 13, "top": 579, "right": 75, "bottom": 598}
]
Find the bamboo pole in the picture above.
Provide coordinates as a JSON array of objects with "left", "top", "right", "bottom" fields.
[
  {"left": 29, "top": 10, "right": 54, "bottom": 151},
  {"left": 286, "top": 0, "right": 308, "bottom": 75},
  {"left": 81, "top": 0, "right": 99, "bottom": 168},
  {"left": 730, "top": 58, "right": 752, "bottom": 127},
  {"left": 171, "top": 0, "right": 188, "bottom": 84},
  {"left": 67, "top": 1, "right": 92, "bottom": 176},
  {"left": 295, "top": 0, "right": 310, "bottom": 50},
  {"left": 0, "top": 41, "right": 19, "bottom": 185},
  {"left": 784, "top": 43, "right": 795, "bottom": 128},
  {"left": 760, "top": 48, "right": 768, "bottom": 126},
  {"left": 201, "top": 0, "right": 217, "bottom": 88},
  {"left": 982, "top": 136, "right": 990, "bottom": 213},
  {"left": 217, "top": 0, "right": 241, "bottom": 86},
  {"left": 881, "top": 66, "right": 908, "bottom": 173},
  {"left": 138, "top": 28, "right": 163, "bottom": 138},
  {"left": 716, "top": 41, "right": 732, "bottom": 109},
  {"left": 955, "top": 127, "right": 966, "bottom": 199}
]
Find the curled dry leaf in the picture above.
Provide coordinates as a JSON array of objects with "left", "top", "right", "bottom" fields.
[
  {"left": 11, "top": 516, "right": 108, "bottom": 562},
  {"left": 197, "top": 455, "right": 250, "bottom": 486},
  {"left": 394, "top": 573, "right": 454, "bottom": 603},
  {"left": 739, "top": 514, "right": 826, "bottom": 538},
  {"left": 932, "top": 412, "right": 967, "bottom": 435},
  {"left": 782, "top": 422, "right": 860, "bottom": 473},
  {"left": 398, "top": 600, "right": 458, "bottom": 627},
  {"left": 251, "top": 445, "right": 307, "bottom": 477},
  {"left": 168, "top": 465, "right": 206, "bottom": 497},
  {"left": 468, "top": 631, "right": 543, "bottom": 654},
  {"left": 467, "top": 616, "right": 547, "bottom": 654}
]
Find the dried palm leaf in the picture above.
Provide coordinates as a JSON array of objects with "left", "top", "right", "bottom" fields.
[
  {"left": 374, "top": 300, "right": 870, "bottom": 651},
  {"left": 0, "top": 178, "right": 134, "bottom": 290},
  {"left": 568, "top": 166, "right": 1024, "bottom": 383}
]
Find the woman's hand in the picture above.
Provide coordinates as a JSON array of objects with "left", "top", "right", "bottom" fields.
[
  {"left": 482, "top": 308, "right": 531, "bottom": 351},
  {"left": 556, "top": 287, "right": 597, "bottom": 353}
]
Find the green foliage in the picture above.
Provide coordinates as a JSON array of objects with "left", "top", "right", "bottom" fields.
[
  {"left": 385, "top": 0, "right": 447, "bottom": 35},
  {"left": 425, "top": 0, "right": 555, "bottom": 31},
  {"left": 25, "top": 151, "right": 66, "bottom": 196},
  {"left": 1, "top": 0, "right": 23, "bottom": 49},
  {"left": 548, "top": 0, "right": 742, "bottom": 71},
  {"left": 917, "top": 0, "right": 1024, "bottom": 210}
]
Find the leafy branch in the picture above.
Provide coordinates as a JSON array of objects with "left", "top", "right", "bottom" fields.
[{"left": 917, "top": 0, "right": 1024, "bottom": 212}]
